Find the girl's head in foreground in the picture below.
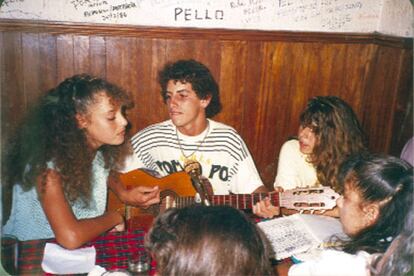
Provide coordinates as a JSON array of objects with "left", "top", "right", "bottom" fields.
[
  {"left": 5, "top": 74, "right": 132, "bottom": 202},
  {"left": 336, "top": 154, "right": 413, "bottom": 254},
  {"left": 145, "top": 205, "right": 274, "bottom": 276},
  {"left": 298, "top": 96, "right": 367, "bottom": 191}
]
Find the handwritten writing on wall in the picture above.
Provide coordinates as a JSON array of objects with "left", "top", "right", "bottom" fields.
[{"left": 0, "top": 0, "right": 412, "bottom": 37}]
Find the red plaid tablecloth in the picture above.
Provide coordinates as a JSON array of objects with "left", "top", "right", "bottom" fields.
[{"left": 18, "top": 229, "right": 154, "bottom": 275}]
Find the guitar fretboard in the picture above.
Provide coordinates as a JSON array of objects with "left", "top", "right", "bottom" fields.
[{"left": 173, "top": 193, "right": 280, "bottom": 210}]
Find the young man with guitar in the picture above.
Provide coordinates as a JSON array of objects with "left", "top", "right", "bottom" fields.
[
  {"left": 118, "top": 59, "right": 340, "bottom": 219},
  {"left": 117, "top": 60, "right": 340, "bottom": 220},
  {"left": 125, "top": 59, "right": 267, "bottom": 198}
]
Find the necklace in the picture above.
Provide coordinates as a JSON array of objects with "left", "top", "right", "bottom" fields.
[{"left": 176, "top": 121, "right": 210, "bottom": 162}]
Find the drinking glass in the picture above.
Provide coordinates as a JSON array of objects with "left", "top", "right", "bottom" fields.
[{"left": 128, "top": 250, "right": 151, "bottom": 276}]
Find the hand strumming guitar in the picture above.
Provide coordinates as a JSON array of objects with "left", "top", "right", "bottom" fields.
[{"left": 108, "top": 170, "right": 160, "bottom": 209}]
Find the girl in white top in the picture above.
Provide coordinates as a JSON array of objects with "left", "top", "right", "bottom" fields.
[
  {"left": 275, "top": 96, "right": 367, "bottom": 192},
  {"left": 289, "top": 154, "right": 413, "bottom": 276},
  {"left": 273, "top": 138, "right": 318, "bottom": 190},
  {"left": 254, "top": 96, "right": 367, "bottom": 218}
]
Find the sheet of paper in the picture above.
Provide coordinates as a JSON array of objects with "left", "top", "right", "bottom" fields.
[
  {"left": 257, "top": 214, "right": 346, "bottom": 260},
  {"left": 258, "top": 215, "right": 319, "bottom": 260},
  {"left": 298, "top": 214, "right": 345, "bottom": 243}
]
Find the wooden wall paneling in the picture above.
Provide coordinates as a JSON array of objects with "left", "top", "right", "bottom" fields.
[
  {"left": 246, "top": 42, "right": 286, "bottom": 186},
  {"left": 2, "top": 32, "right": 24, "bottom": 137},
  {"left": 73, "top": 35, "right": 91, "bottom": 74},
  {"left": 106, "top": 36, "right": 130, "bottom": 90},
  {"left": 130, "top": 38, "right": 169, "bottom": 133},
  {"left": 242, "top": 41, "right": 275, "bottom": 184},
  {"left": 255, "top": 42, "right": 301, "bottom": 185},
  {"left": 335, "top": 44, "right": 372, "bottom": 114},
  {"left": 129, "top": 38, "right": 157, "bottom": 133},
  {"left": 106, "top": 36, "right": 151, "bottom": 135},
  {"left": 22, "top": 33, "right": 42, "bottom": 108},
  {"left": 89, "top": 36, "right": 106, "bottom": 78},
  {"left": 387, "top": 49, "right": 413, "bottom": 156},
  {"left": 218, "top": 40, "right": 247, "bottom": 131},
  {"left": 146, "top": 38, "right": 169, "bottom": 129},
  {"left": 38, "top": 33, "right": 57, "bottom": 93},
  {"left": 192, "top": 39, "right": 221, "bottom": 81},
  {"left": 2, "top": 31, "right": 23, "bottom": 222},
  {"left": 165, "top": 39, "right": 199, "bottom": 62},
  {"left": 271, "top": 42, "right": 307, "bottom": 139},
  {"left": 361, "top": 45, "right": 407, "bottom": 154},
  {"left": 317, "top": 43, "right": 372, "bottom": 126},
  {"left": 57, "top": 34, "right": 74, "bottom": 82},
  {"left": 121, "top": 36, "right": 141, "bottom": 134}
]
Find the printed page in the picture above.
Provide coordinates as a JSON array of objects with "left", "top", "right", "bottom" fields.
[
  {"left": 257, "top": 214, "right": 346, "bottom": 260},
  {"left": 257, "top": 214, "right": 320, "bottom": 260},
  {"left": 298, "top": 214, "right": 345, "bottom": 243}
]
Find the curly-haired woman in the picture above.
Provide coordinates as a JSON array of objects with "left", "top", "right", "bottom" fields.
[{"left": 2, "top": 74, "right": 159, "bottom": 249}]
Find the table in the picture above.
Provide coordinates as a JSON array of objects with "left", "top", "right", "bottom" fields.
[
  {"left": 13, "top": 215, "right": 293, "bottom": 276},
  {"left": 17, "top": 228, "right": 154, "bottom": 275}
]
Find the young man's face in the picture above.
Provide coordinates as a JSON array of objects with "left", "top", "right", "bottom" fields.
[{"left": 165, "top": 80, "right": 210, "bottom": 135}]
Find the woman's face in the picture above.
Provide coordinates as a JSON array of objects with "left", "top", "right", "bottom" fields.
[
  {"left": 336, "top": 182, "right": 375, "bottom": 237},
  {"left": 77, "top": 92, "right": 128, "bottom": 149},
  {"left": 298, "top": 125, "right": 317, "bottom": 154}
]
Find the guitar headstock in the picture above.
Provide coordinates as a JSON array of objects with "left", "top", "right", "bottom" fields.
[{"left": 279, "top": 186, "right": 340, "bottom": 212}]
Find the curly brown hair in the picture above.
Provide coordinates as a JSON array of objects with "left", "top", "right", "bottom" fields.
[
  {"left": 300, "top": 96, "right": 367, "bottom": 192},
  {"left": 3, "top": 74, "right": 133, "bottom": 205}
]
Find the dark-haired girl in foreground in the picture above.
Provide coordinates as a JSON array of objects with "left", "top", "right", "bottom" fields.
[{"left": 289, "top": 154, "right": 413, "bottom": 276}]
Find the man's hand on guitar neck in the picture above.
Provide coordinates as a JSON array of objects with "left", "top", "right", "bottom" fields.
[
  {"left": 253, "top": 198, "right": 281, "bottom": 218},
  {"left": 253, "top": 185, "right": 340, "bottom": 219},
  {"left": 108, "top": 170, "right": 161, "bottom": 209},
  {"left": 253, "top": 186, "right": 283, "bottom": 219}
]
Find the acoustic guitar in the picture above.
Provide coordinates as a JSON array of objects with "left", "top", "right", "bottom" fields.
[{"left": 108, "top": 169, "right": 340, "bottom": 222}]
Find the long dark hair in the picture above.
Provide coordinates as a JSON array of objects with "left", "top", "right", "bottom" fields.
[
  {"left": 337, "top": 154, "right": 413, "bottom": 254},
  {"left": 300, "top": 96, "right": 367, "bottom": 192},
  {"left": 370, "top": 202, "right": 413, "bottom": 276},
  {"left": 3, "top": 74, "right": 133, "bottom": 205},
  {"left": 145, "top": 205, "right": 275, "bottom": 276}
]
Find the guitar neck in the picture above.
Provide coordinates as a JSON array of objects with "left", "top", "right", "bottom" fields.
[{"left": 175, "top": 193, "right": 280, "bottom": 210}]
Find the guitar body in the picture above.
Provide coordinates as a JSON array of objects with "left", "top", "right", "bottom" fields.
[{"left": 107, "top": 169, "right": 195, "bottom": 223}]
